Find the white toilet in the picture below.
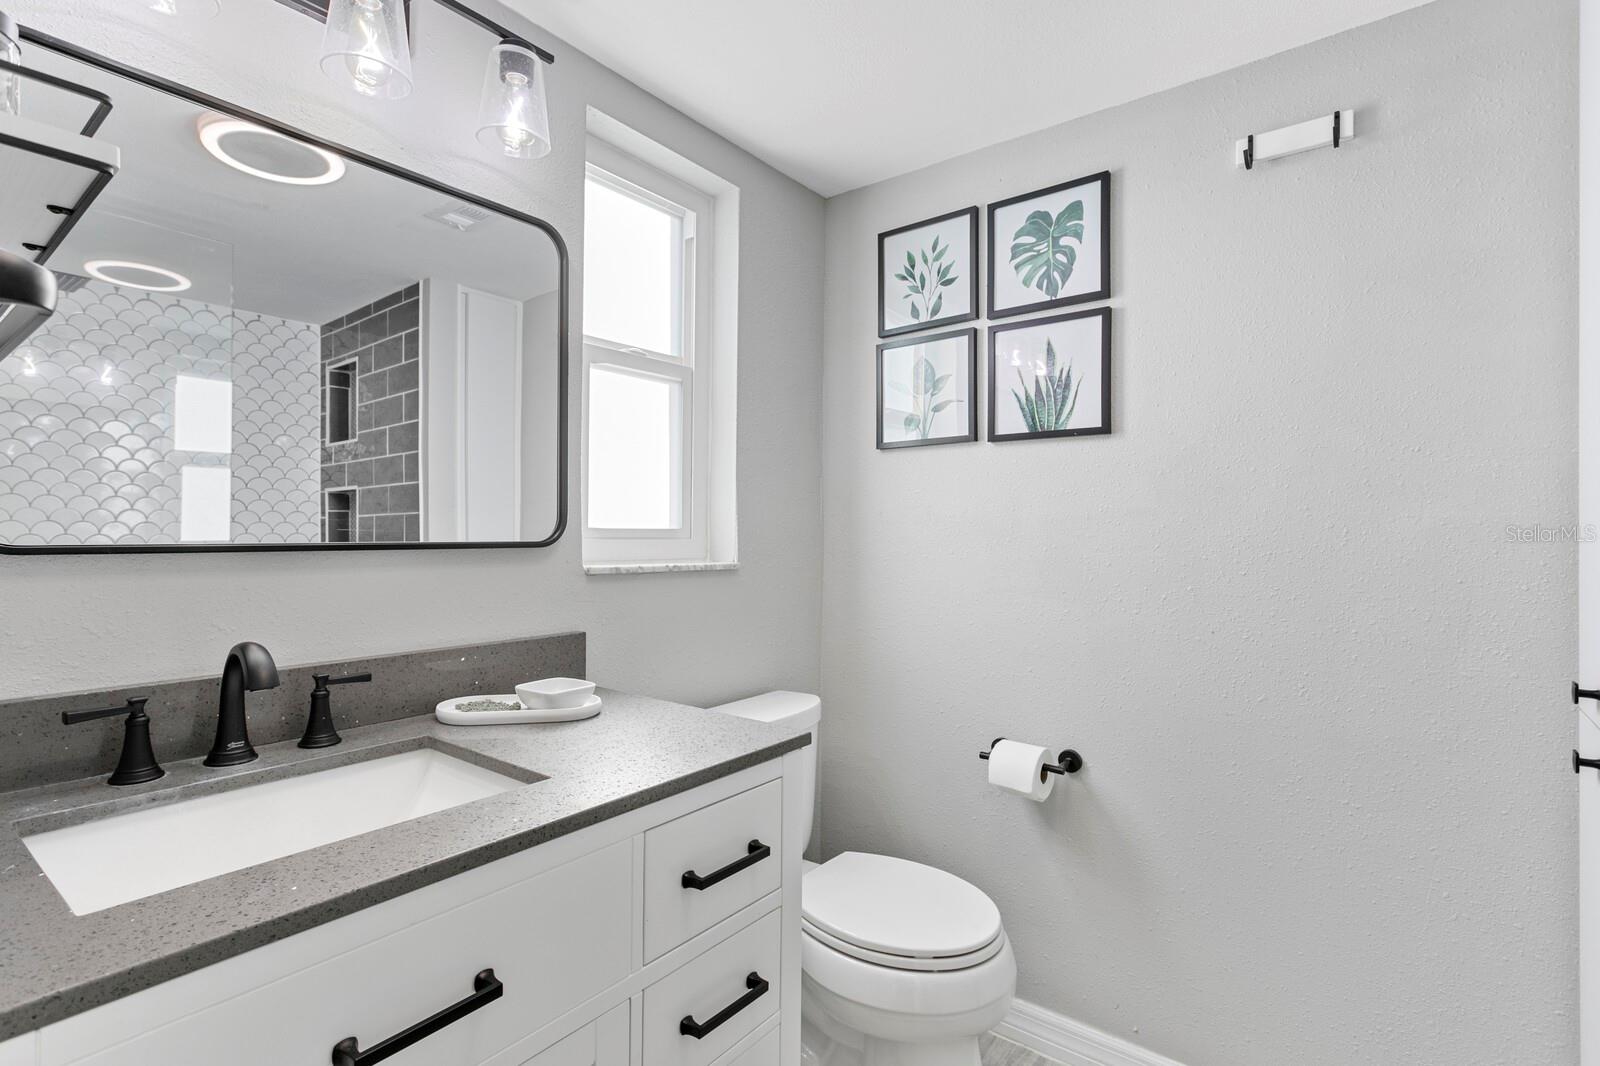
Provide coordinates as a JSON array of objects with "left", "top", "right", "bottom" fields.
[{"left": 709, "top": 692, "right": 1016, "bottom": 1066}]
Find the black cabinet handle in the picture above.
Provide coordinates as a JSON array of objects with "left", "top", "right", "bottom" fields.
[
  {"left": 331, "top": 968, "right": 502, "bottom": 1066},
  {"left": 679, "top": 972, "right": 768, "bottom": 1039},
  {"left": 1576, "top": 750, "right": 1600, "bottom": 775},
  {"left": 682, "top": 839, "right": 770, "bottom": 891}
]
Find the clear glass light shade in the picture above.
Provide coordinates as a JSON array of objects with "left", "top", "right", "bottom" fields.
[
  {"left": 0, "top": 22, "right": 20, "bottom": 118},
  {"left": 320, "top": 0, "right": 412, "bottom": 100},
  {"left": 476, "top": 42, "right": 551, "bottom": 160}
]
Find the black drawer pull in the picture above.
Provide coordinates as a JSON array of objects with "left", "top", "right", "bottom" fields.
[
  {"left": 682, "top": 839, "right": 770, "bottom": 890},
  {"left": 679, "top": 971, "right": 769, "bottom": 1039},
  {"left": 331, "top": 968, "right": 502, "bottom": 1065}
]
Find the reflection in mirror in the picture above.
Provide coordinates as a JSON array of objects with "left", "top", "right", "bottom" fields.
[{"left": 0, "top": 40, "right": 564, "bottom": 550}]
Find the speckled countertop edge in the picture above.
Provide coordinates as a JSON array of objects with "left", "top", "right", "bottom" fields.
[{"left": 0, "top": 689, "right": 809, "bottom": 1039}]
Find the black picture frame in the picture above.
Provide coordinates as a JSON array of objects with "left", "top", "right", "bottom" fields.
[
  {"left": 986, "top": 171, "right": 1110, "bottom": 320},
  {"left": 987, "top": 307, "right": 1111, "bottom": 442},
  {"left": 877, "top": 327, "right": 978, "bottom": 450},
  {"left": 878, "top": 206, "right": 980, "bottom": 338},
  {"left": 0, "top": 26, "right": 570, "bottom": 555}
]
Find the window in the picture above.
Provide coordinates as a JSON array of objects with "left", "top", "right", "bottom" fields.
[
  {"left": 174, "top": 374, "right": 233, "bottom": 542},
  {"left": 583, "top": 132, "right": 734, "bottom": 568},
  {"left": 173, "top": 374, "right": 232, "bottom": 453},
  {"left": 179, "top": 465, "right": 230, "bottom": 542}
]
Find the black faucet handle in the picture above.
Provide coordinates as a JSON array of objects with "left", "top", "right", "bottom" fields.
[
  {"left": 62, "top": 697, "right": 164, "bottom": 786},
  {"left": 314, "top": 672, "right": 372, "bottom": 689},
  {"left": 62, "top": 696, "right": 149, "bottom": 725},
  {"left": 301, "top": 673, "right": 369, "bottom": 749}
]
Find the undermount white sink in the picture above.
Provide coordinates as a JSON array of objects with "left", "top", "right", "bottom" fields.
[{"left": 22, "top": 748, "right": 524, "bottom": 915}]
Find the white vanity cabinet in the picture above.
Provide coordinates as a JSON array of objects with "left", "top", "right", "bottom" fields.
[{"left": 9, "top": 752, "right": 805, "bottom": 1066}]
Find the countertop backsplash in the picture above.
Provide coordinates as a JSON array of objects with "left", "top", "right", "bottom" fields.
[{"left": 0, "top": 632, "right": 585, "bottom": 792}]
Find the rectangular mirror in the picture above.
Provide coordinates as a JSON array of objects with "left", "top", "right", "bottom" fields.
[{"left": 0, "top": 33, "right": 567, "bottom": 551}]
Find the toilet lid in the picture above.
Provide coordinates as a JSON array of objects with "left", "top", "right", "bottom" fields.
[{"left": 802, "top": 853, "right": 1002, "bottom": 961}]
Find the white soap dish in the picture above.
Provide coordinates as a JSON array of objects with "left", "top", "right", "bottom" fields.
[
  {"left": 515, "top": 676, "right": 596, "bottom": 709},
  {"left": 435, "top": 693, "right": 602, "bottom": 726}
]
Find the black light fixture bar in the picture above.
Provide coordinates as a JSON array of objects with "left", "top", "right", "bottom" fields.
[
  {"left": 0, "top": 56, "right": 113, "bottom": 135},
  {"left": 0, "top": 55, "right": 117, "bottom": 265},
  {"left": 273, "top": 0, "right": 554, "bottom": 65},
  {"left": 429, "top": 0, "right": 554, "bottom": 64}
]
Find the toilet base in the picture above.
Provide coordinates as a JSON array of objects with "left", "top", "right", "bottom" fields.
[
  {"left": 801, "top": 1010, "right": 983, "bottom": 1066},
  {"left": 800, "top": 973, "right": 1008, "bottom": 1066}
]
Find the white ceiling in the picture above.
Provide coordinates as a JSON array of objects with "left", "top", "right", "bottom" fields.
[{"left": 510, "top": 0, "right": 1436, "bottom": 196}]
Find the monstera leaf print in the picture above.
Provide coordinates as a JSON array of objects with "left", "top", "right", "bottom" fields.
[{"left": 1009, "top": 199, "right": 1084, "bottom": 298}]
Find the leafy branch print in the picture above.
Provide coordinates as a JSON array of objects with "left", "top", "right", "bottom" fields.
[
  {"left": 891, "top": 235, "right": 959, "bottom": 323},
  {"left": 1010, "top": 339, "right": 1079, "bottom": 433},
  {"left": 1009, "top": 199, "right": 1084, "bottom": 298},
  {"left": 897, "top": 355, "right": 959, "bottom": 439}
]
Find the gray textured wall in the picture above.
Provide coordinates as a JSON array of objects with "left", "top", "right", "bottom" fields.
[
  {"left": 0, "top": 0, "right": 824, "bottom": 708},
  {"left": 818, "top": 1, "right": 1577, "bottom": 1063}
]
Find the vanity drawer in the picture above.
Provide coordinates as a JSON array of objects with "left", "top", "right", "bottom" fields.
[
  {"left": 515, "top": 1003, "right": 629, "bottom": 1066},
  {"left": 61, "top": 842, "right": 632, "bottom": 1066},
  {"left": 642, "top": 909, "right": 781, "bottom": 1066},
  {"left": 712, "top": 1026, "right": 778, "bottom": 1066},
  {"left": 643, "top": 780, "right": 782, "bottom": 959}
]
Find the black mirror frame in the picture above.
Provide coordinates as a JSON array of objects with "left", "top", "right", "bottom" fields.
[{"left": 0, "top": 26, "right": 569, "bottom": 555}]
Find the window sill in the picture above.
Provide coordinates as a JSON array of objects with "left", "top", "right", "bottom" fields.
[{"left": 582, "top": 560, "right": 740, "bottom": 576}]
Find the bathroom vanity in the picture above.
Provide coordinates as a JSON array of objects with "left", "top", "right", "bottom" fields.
[{"left": 0, "top": 690, "right": 810, "bottom": 1066}]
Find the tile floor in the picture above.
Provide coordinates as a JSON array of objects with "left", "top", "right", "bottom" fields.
[{"left": 980, "top": 1033, "right": 1061, "bottom": 1066}]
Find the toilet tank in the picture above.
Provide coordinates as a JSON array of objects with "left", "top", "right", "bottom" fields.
[{"left": 707, "top": 691, "right": 819, "bottom": 849}]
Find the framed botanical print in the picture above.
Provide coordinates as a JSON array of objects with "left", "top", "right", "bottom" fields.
[
  {"left": 987, "top": 171, "right": 1110, "bottom": 319},
  {"left": 987, "top": 307, "right": 1111, "bottom": 442},
  {"left": 877, "top": 327, "right": 977, "bottom": 450},
  {"left": 878, "top": 207, "right": 979, "bottom": 338}
]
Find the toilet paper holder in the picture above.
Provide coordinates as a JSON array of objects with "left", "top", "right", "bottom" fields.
[{"left": 978, "top": 738, "right": 1084, "bottom": 775}]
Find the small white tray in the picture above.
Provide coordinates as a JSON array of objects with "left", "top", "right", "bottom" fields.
[{"left": 435, "top": 693, "right": 602, "bottom": 726}]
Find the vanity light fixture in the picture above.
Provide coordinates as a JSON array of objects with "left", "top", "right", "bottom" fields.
[
  {"left": 83, "top": 259, "right": 193, "bottom": 294},
  {"left": 197, "top": 115, "right": 347, "bottom": 186},
  {"left": 310, "top": 0, "right": 556, "bottom": 161},
  {"left": 0, "top": 9, "right": 22, "bottom": 117},
  {"left": 320, "top": 0, "right": 413, "bottom": 100},
  {"left": 476, "top": 39, "right": 550, "bottom": 159}
]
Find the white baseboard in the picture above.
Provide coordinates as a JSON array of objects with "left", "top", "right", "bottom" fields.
[{"left": 994, "top": 999, "right": 1189, "bottom": 1066}]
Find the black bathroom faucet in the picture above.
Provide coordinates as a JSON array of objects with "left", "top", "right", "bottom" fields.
[{"left": 204, "top": 641, "right": 280, "bottom": 767}]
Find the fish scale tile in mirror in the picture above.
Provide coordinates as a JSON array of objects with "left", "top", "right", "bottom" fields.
[{"left": 0, "top": 281, "right": 322, "bottom": 546}]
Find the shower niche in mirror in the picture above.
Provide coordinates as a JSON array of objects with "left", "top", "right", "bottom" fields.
[{"left": 0, "top": 37, "right": 566, "bottom": 551}]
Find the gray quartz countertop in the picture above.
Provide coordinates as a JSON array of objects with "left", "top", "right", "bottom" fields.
[{"left": 0, "top": 689, "right": 809, "bottom": 1039}]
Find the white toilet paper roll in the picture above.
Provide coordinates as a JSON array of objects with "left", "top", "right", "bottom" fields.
[{"left": 986, "top": 740, "right": 1055, "bottom": 801}]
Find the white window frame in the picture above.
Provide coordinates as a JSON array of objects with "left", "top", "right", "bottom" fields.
[{"left": 582, "top": 137, "right": 715, "bottom": 564}]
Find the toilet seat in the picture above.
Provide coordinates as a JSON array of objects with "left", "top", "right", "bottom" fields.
[
  {"left": 802, "top": 852, "right": 1004, "bottom": 972},
  {"left": 802, "top": 917, "right": 1005, "bottom": 971}
]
